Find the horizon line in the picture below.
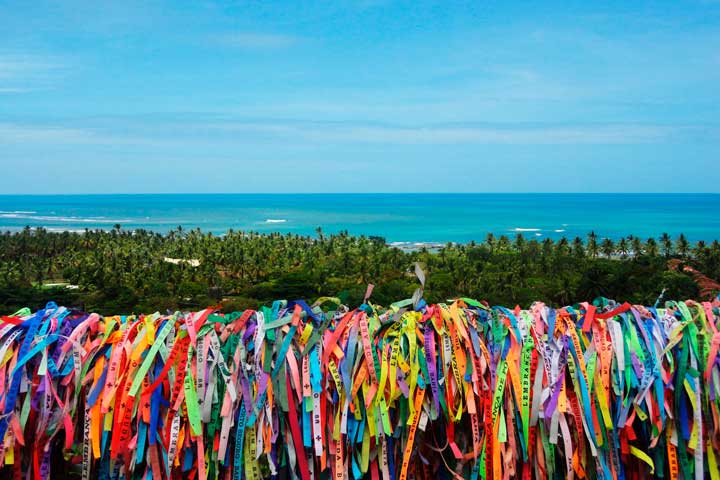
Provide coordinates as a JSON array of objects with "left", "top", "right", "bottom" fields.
[{"left": 1, "top": 192, "right": 719, "bottom": 196}]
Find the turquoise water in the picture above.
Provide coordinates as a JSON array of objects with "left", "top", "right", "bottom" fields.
[{"left": 0, "top": 194, "right": 718, "bottom": 243}]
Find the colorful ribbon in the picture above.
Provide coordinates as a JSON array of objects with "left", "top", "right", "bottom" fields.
[{"left": 1, "top": 295, "right": 720, "bottom": 480}]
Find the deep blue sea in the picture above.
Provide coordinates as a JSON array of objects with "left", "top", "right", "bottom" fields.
[{"left": 0, "top": 194, "right": 718, "bottom": 244}]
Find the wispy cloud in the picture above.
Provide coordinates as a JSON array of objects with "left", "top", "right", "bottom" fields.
[
  {"left": 0, "top": 123, "right": 169, "bottom": 147},
  {"left": 0, "top": 123, "right": 99, "bottom": 144},
  {"left": 1, "top": 118, "right": 711, "bottom": 147},
  {"left": 200, "top": 120, "right": 697, "bottom": 145},
  {"left": 0, "top": 87, "right": 31, "bottom": 94},
  {"left": 0, "top": 55, "right": 64, "bottom": 78},
  {"left": 213, "top": 33, "right": 301, "bottom": 49},
  {"left": 0, "top": 54, "right": 65, "bottom": 93}
]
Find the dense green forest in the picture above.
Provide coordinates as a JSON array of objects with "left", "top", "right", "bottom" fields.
[{"left": 1, "top": 226, "right": 719, "bottom": 314}]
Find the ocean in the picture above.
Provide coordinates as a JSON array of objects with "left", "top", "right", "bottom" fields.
[{"left": 0, "top": 194, "right": 718, "bottom": 244}]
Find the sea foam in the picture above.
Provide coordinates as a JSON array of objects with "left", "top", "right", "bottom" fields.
[{"left": 0, "top": 213, "right": 131, "bottom": 223}]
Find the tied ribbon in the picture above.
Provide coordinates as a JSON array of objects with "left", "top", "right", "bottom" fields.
[{"left": 0, "top": 296, "right": 717, "bottom": 480}]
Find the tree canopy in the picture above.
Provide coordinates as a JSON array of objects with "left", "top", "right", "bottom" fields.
[{"left": 1, "top": 227, "right": 718, "bottom": 314}]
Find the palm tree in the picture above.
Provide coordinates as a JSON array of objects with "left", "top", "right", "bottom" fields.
[
  {"left": 631, "top": 237, "right": 643, "bottom": 257},
  {"left": 694, "top": 240, "right": 708, "bottom": 262},
  {"left": 554, "top": 275, "right": 575, "bottom": 306},
  {"left": 660, "top": 233, "right": 673, "bottom": 258},
  {"left": 645, "top": 238, "right": 659, "bottom": 257},
  {"left": 497, "top": 235, "right": 511, "bottom": 252},
  {"left": 556, "top": 237, "right": 570, "bottom": 256},
  {"left": 600, "top": 238, "right": 615, "bottom": 258},
  {"left": 676, "top": 234, "right": 690, "bottom": 258},
  {"left": 616, "top": 238, "right": 629, "bottom": 259},
  {"left": 579, "top": 266, "right": 609, "bottom": 300},
  {"left": 485, "top": 233, "right": 496, "bottom": 252},
  {"left": 587, "top": 231, "right": 599, "bottom": 259},
  {"left": 572, "top": 237, "right": 585, "bottom": 258},
  {"left": 541, "top": 238, "right": 555, "bottom": 259},
  {"left": 711, "top": 240, "right": 720, "bottom": 254}
]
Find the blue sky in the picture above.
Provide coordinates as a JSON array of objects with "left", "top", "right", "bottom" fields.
[{"left": 1, "top": 0, "right": 719, "bottom": 193}]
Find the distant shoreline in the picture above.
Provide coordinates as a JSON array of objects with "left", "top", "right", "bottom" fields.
[
  {"left": 2, "top": 222, "right": 718, "bottom": 315},
  {"left": 1, "top": 225, "right": 717, "bottom": 250},
  {"left": 2, "top": 193, "right": 719, "bottom": 242}
]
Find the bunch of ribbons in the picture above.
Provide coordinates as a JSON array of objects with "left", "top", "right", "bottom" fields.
[{"left": 1, "top": 295, "right": 720, "bottom": 480}]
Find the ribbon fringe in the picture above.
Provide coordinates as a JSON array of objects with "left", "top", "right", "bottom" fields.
[{"left": 0, "top": 296, "right": 719, "bottom": 480}]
